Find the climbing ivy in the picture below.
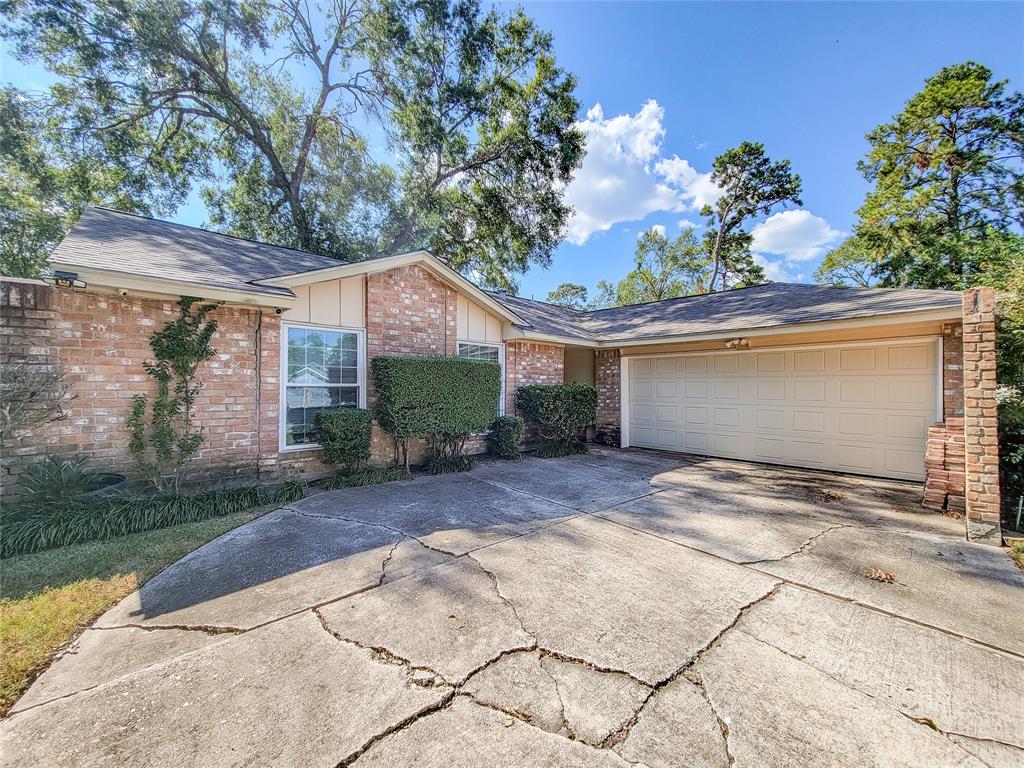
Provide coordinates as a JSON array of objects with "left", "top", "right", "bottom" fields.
[{"left": 127, "top": 297, "right": 218, "bottom": 491}]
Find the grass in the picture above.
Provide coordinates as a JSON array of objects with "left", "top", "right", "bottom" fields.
[
  {"left": 0, "top": 506, "right": 270, "bottom": 716},
  {"left": 1010, "top": 540, "right": 1024, "bottom": 571}
]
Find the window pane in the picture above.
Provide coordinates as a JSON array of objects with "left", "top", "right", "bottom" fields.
[
  {"left": 284, "top": 386, "right": 359, "bottom": 445},
  {"left": 457, "top": 343, "right": 500, "bottom": 361}
]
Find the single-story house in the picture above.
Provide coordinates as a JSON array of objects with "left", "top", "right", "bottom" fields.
[{"left": 0, "top": 207, "right": 1003, "bottom": 543}]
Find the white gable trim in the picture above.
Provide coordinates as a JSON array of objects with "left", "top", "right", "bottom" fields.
[{"left": 254, "top": 250, "right": 527, "bottom": 326}]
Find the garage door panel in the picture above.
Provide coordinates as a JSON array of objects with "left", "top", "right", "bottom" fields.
[{"left": 628, "top": 341, "right": 937, "bottom": 481}]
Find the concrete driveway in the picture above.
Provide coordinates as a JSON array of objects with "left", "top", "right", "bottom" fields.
[{"left": 4, "top": 448, "right": 1023, "bottom": 767}]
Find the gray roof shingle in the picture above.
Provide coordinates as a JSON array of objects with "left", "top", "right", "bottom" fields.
[
  {"left": 491, "top": 283, "right": 961, "bottom": 343},
  {"left": 49, "top": 207, "right": 347, "bottom": 297}
]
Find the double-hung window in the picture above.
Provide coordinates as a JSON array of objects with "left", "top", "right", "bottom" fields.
[
  {"left": 456, "top": 341, "right": 505, "bottom": 416},
  {"left": 281, "top": 324, "right": 365, "bottom": 449}
]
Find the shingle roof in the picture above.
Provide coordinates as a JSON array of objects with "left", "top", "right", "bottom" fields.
[
  {"left": 49, "top": 207, "right": 347, "bottom": 298},
  {"left": 492, "top": 282, "right": 962, "bottom": 343}
]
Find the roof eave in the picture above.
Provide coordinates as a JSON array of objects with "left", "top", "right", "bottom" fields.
[
  {"left": 605, "top": 306, "right": 963, "bottom": 348},
  {"left": 47, "top": 261, "right": 297, "bottom": 308}
]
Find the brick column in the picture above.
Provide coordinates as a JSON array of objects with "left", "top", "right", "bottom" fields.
[
  {"left": 595, "top": 349, "right": 621, "bottom": 447},
  {"left": 961, "top": 287, "right": 1001, "bottom": 545}
]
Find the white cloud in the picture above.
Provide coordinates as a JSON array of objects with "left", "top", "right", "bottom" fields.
[
  {"left": 564, "top": 101, "right": 682, "bottom": 245},
  {"left": 677, "top": 218, "right": 701, "bottom": 230},
  {"left": 639, "top": 224, "right": 667, "bottom": 239},
  {"left": 751, "top": 210, "right": 841, "bottom": 262},
  {"left": 564, "top": 100, "right": 725, "bottom": 245},
  {"left": 655, "top": 156, "right": 723, "bottom": 209},
  {"left": 754, "top": 253, "right": 802, "bottom": 283}
]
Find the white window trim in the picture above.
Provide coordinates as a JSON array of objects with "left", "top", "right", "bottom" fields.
[
  {"left": 457, "top": 340, "right": 506, "bottom": 417},
  {"left": 279, "top": 321, "right": 367, "bottom": 453}
]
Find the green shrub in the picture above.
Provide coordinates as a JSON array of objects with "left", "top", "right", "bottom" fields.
[
  {"left": 372, "top": 356, "right": 501, "bottom": 472},
  {"left": 18, "top": 456, "right": 104, "bottom": 500},
  {"left": 315, "top": 409, "right": 373, "bottom": 471},
  {"left": 0, "top": 481, "right": 306, "bottom": 558},
  {"left": 490, "top": 415, "right": 525, "bottom": 460},
  {"left": 516, "top": 383, "right": 597, "bottom": 458}
]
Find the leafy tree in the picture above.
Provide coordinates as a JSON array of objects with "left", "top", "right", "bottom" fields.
[
  {"left": 702, "top": 142, "right": 801, "bottom": 291},
  {"left": 368, "top": 0, "right": 585, "bottom": 288},
  {"left": 590, "top": 227, "right": 713, "bottom": 308},
  {"left": 855, "top": 62, "right": 1024, "bottom": 289},
  {"left": 2, "top": 0, "right": 583, "bottom": 289},
  {"left": 0, "top": 87, "right": 183, "bottom": 277},
  {"left": 546, "top": 282, "right": 589, "bottom": 309},
  {"left": 813, "top": 238, "right": 880, "bottom": 287}
]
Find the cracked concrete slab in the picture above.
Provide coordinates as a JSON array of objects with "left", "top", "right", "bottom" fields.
[
  {"left": 288, "top": 472, "right": 578, "bottom": 554},
  {"left": 470, "top": 515, "right": 782, "bottom": 684},
  {"left": 318, "top": 557, "right": 535, "bottom": 683},
  {"left": 613, "top": 676, "right": 730, "bottom": 768},
  {"left": 1, "top": 612, "right": 449, "bottom": 768},
  {"left": 96, "top": 508, "right": 452, "bottom": 630},
  {"left": 696, "top": 628, "right": 990, "bottom": 767},
  {"left": 754, "top": 525, "right": 1024, "bottom": 655},
  {"left": 7, "top": 449, "right": 1022, "bottom": 768},
  {"left": 349, "top": 696, "right": 640, "bottom": 767},
  {"left": 469, "top": 453, "right": 669, "bottom": 512},
  {"left": 735, "top": 585, "right": 1024, "bottom": 754},
  {"left": 461, "top": 649, "right": 651, "bottom": 746},
  {"left": 597, "top": 484, "right": 848, "bottom": 564},
  {"left": 11, "top": 626, "right": 220, "bottom": 713}
]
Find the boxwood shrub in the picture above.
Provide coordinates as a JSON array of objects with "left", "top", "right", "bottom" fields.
[
  {"left": 371, "top": 356, "right": 501, "bottom": 473},
  {"left": 315, "top": 409, "right": 373, "bottom": 471},
  {"left": 490, "top": 415, "right": 525, "bottom": 460},
  {"left": 516, "top": 383, "right": 597, "bottom": 458}
]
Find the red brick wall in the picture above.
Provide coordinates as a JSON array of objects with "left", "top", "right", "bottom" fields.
[
  {"left": 923, "top": 418, "right": 966, "bottom": 514},
  {"left": 941, "top": 322, "right": 964, "bottom": 418},
  {"left": 504, "top": 341, "right": 565, "bottom": 415},
  {"left": 961, "top": 287, "right": 1002, "bottom": 544},
  {"left": 366, "top": 264, "right": 458, "bottom": 363},
  {"left": 1, "top": 280, "right": 262, "bottom": 496},
  {"left": 595, "top": 349, "right": 621, "bottom": 446}
]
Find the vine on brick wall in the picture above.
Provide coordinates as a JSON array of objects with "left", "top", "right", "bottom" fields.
[{"left": 127, "top": 297, "right": 219, "bottom": 491}]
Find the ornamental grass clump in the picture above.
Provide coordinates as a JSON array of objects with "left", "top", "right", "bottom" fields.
[
  {"left": 515, "top": 383, "right": 596, "bottom": 458},
  {"left": 372, "top": 356, "right": 501, "bottom": 474},
  {"left": 1, "top": 481, "right": 306, "bottom": 558}
]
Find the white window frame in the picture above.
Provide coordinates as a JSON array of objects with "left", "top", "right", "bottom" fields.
[
  {"left": 279, "top": 321, "right": 367, "bottom": 453},
  {"left": 456, "top": 340, "right": 506, "bottom": 417}
]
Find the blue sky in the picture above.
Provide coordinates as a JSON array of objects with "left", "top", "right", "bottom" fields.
[{"left": 3, "top": 2, "right": 1022, "bottom": 300}]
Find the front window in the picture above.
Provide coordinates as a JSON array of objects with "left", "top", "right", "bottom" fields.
[
  {"left": 283, "top": 325, "right": 363, "bottom": 448},
  {"left": 457, "top": 341, "right": 505, "bottom": 416}
]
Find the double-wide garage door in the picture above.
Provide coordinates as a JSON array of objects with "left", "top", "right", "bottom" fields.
[{"left": 626, "top": 340, "right": 939, "bottom": 481}]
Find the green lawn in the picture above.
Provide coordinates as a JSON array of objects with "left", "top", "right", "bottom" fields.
[
  {"left": 1010, "top": 540, "right": 1024, "bottom": 571},
  {"left": 0, "top": 507, "right": 270, "bottom": 715}
]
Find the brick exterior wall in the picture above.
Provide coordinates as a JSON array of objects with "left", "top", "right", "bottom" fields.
[
  {"left": 366, "top": 264, "right": 458, "bottom": 362},
  {"left": 923, "top": 418, "right": 966, "bottom": 515},
  {"left": 504, "top": 341, "right": 565, "bottom": 415},
  {"left": 1, "top": 280, "right": 263, "bottom": 496},
  {"left": 941, "top": 322, "right": 964, "bottom": 417},
  {"left": 961, "top": 287, "right": 1002, "bottom": 544},
  {"left": 595, "top": 349, "right": 621, "bottom": 446}
]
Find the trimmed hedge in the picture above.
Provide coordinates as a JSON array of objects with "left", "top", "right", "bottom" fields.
[
  {"left": 372, "top": 356, "right": 501, "bottom": 472},
  {"left": 1, "top": 481, "right": 306, "bottom": 558},
  {"left": 315, "top": 409, "right": 373, "bottom": 471},
  {"left": 490, "top": 415, "right": 525, "bottom": 460},
  {"left": 516, "top": 383, "right": 597, "bottom": 457}
]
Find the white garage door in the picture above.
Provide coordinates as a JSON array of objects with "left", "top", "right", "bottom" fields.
[{"left": 626, "top": 340, "right": 939, "bottom": 481}]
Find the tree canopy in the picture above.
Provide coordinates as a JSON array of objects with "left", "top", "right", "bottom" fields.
[
  {"left": 591, "top": 227, "right": 709, "bottom": 308},
  {"left": 545, "top": 282, "right": 589, "bottom": 310},
  {"left": 0, "top": 0, "right": 584, "bottom": 289},
  {"left": 832, "top": 62, "right": 1024, "bottom": 290},
  {"left": 702, "top": 141, "right": 801, "bottom": 291}
]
